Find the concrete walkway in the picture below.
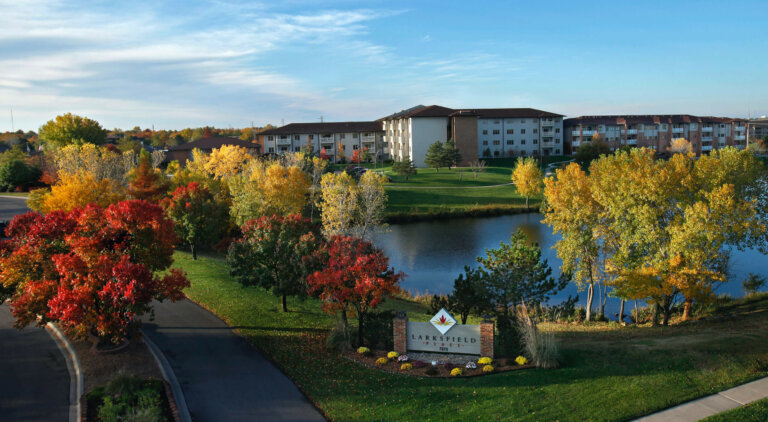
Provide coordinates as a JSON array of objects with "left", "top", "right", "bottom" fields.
[
  {"left": 0, "top": 304, "right": 70, "bottom": 422},
  {"left": 142, "top": 299, "right": 326, "bottom": 422},
  {"left": 635, "top": 376, "right": 768, "bottom": 421}
]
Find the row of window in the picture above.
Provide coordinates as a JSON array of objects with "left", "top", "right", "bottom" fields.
[
  {"left": 482, "top": 148, "right": 562, "bottom": 157},
  {"left": 481, "top": 128, "right": 562, "bottom": 135},
  {"left": 267, "top": 132, "right": 378, "bottom": 141},
  {"left": 481, "top": 138, "right": 562, "bottom": 146},
  {"left": 481, "top": 118, "right": 562, "bottom": 124}
]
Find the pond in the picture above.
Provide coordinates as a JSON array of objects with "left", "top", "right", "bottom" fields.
[{"left": 375, "top": 213, "right": 768, "bottom": 318}]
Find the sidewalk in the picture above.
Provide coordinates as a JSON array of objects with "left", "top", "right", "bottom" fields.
[{"left": 635, "top": 376, "right": 768, "bottom": 421}]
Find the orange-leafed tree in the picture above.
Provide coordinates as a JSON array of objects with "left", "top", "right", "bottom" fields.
[
  {"left": 127, "top": 151, "right": 169, "bottom": 202},
  {"left": 350, "top": 149, "right": 361, "bottom": 164},
  {"left": 307, "top": 236, "right": 403, "bottom": 346},
  {"left": 319, "top": 147, "right": 330, "bottom": 161}
]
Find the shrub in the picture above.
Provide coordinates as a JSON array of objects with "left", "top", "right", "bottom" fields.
[
  {"left": 400, "top": 363, "right": 413, "bottom": 371},
  {"left": 375, "top": 357, "right": 388, "bottom": 366},
  {"left": 518, "top": 305, "right": 559, "bottom": 369},
  {"left": 515, "top": 356, "right": 528, "bottom": 365},
  {"left": 478, "top": 357, "right": 492, "bottom": 365},
  {"left": 743, "top": 273, "right": 767, "bottom": 296},
  {"left": 450, "top": 368, "right": 463, "bottom": 376},
  {"left": 356, "top": 346, "right": 371, "bottom": 355},
  {"left": 0, "top": 159, "right": 40, "bottom": 191},
  {"left": 92, "top": 376, "right": 165, "bottom": 422},
  {"left": 387, "top": 351, "right": 399, "bottom": 360},
  {"left": 483, "top": 365, "right": 494, "bottom": 373},
  {"left": 425, "top": 367, "right": 439, "bottom": 376},
  {"left": 362, "top": 310, "right": 395, "bottom": 350}
]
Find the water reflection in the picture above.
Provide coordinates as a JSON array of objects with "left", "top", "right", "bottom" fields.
[{"left": 376, "top": 214, "right": 768, "bottom": 317}]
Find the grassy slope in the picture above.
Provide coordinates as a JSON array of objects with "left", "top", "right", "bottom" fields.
[
  {"left": 174, "top": 251, "right": 768, "bottom": 422},
  {"left": 702, "top": 397, "right": 768, "bottom": 421}
]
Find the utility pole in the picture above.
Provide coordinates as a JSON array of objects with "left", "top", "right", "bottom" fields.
[{"left": 10, "top": 106, "right": 14, "bottom": 132}]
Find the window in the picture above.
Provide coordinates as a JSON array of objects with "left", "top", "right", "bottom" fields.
[
  {"left": 268, "top": 136, "right": 274, "bottom": 141},
  {"left": 493, "top": 150, "right": 500, "bottom": 156},
  {"left": 493, "top": 129, "right": 500, "bottom": 135},
  {"left": 280, "top": 147, "right": 288, "bottom": 152},
  {"left": 556, "top": 138, "right": 561, "bottom": 143},
  {"left": 521, "top": 129, "right": 526, "bottom": 134},
  {"left": 294, "top": 147, "right": 300, "bottom": 152},
  {"left": 268, "top": 147, "right": 274, "bottom": 153},
  {"left": 533, "top": 129, "right": 538, "bottom": 134},
  {"left": 555, "top": 128, "right": 560, "bottom": 133},
  {"left": 506, "top": 140, "right": 514, "bottom": 145},
  {"left": 533, "top": 139, "right": 538, "bottom": 144},
  {"left": 521, "top": 119, "right": 526, "bottom": 123},
  {"left": 493, "top": 140, "right": 500, "bottom": 145},
  {"left": 294, "top": 135, "right": 300, "bottom": 140},
  {"left": 521, "top": 140, "right": 526, "bottom": 145},
  {"left": 340, "top": 134, "right": 346, "bottom": 139},
  {"left": 280, "top": 135, "right": 288, "bottom": 140},
  {"left": 353, "top": 145, "right": 359, "bottom": 150},
  {"left": 506, "top": 129, "right": 513, "bottom": 134},
  {"left": 493, "top": 120, "right": 500, "bottom": 124},
  {"left": 482, "top": 141, "right": 488, "bottom": 145},
  {"left": 556, "top": 149, "right": 561, "bottom": 154},
  {"left": 309, "top": 135, "right": 314, "bottom": 140},
  {"left": 482, "top": 130, "right": 488, "bottom": 135}
]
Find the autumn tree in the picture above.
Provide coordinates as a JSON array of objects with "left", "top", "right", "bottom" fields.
[
  {"left": 228, "top": 214, "right": 319, "bottom": 312},
  {"left": 30, "top": 171, "right": 126, "bottom": 213},
  {"left": 307, "top": 236, "right": 403, "bottom": 346},
  {"left": 350, "top": 149, "right": 361, "bottom": 164},
  {"left": 668, "top": 138, "right": 692, "bottom": 155},
  {"left": 0, "top": 201, "right": 188, "bottom": 344},
  {"left": 319, "top": 147, "right": 330, "bottom": 161},
  {"left": 317, "top": 172, "right": 358, "bottom": 237},
  {"left": 354, "top": 171, "right": 388, "bottom": 239},
  {"left": 308, "top": 156, "right": 328, "bottom": 220},
  {"left": 204, "top": 145, "right": 253, "bottom": 179},
  {"left": 229, "top": 161, "right": 310, "bottom": 226},
  {"left": 392, "top": 155, "right": 417, "bottom": 181},
  {"left": 127, "top": 151, "right": 169, "bottom": 202},
  {"left": 511, "top": 156, "right": 543, "bottom": 209},
  {"left": 39, "top": 113, "right": 107, "bottom": 148},
  {"left": 424, "top": 141, "right": 444, "bottom": 172},
  {"left": 163, "top": 182, "right": 230, "bottom": 259},
  {"left": 574, "top": 139, "right": 611, "bottom": 167}
]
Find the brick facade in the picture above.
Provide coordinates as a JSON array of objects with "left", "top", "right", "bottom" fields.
[{"left": 393, "top": 311, "right": 408, "bottom": 354}]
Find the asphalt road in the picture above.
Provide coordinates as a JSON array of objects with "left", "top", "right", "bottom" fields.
[
  {"left": 0, "top": 305, "right": 70, "bottom": 422},
  {"left": 0, "top": 195, "right": 29, "bottom": 222},
  {"left": 142, "top": 299, "right": 326, "bottom": 422}
]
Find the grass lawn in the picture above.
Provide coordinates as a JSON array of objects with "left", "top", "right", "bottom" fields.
[
  {"left": 702, "top": 397, "right": 768, "bottom": 421},
  {"left": 174, "top": 251, "right": 768, "bottom": 422},
  {"left": 385, "top": 185, "right": 540, "bottom": 218}
]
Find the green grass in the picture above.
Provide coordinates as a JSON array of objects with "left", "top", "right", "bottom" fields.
[
  {"left": 174, "top": 251, "right": 768, "bottom": 422},
  {"left": 702, "top": 398, "right": 768, "bottom": 421},
  {"left": 385, "top": 185, "right": 540, "bottom": 219},
  {"left": 0, "top": 192, "right": 30, "bottom": 198}
]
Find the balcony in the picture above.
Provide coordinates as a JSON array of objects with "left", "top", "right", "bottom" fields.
[
  {"left": 626, "top": 138, "right": 637, "bottom": 145},
  {"left": 571, "top": 130, "right": 581, "bottom": 136},
  {"left": 582, "top": 130, "right": 596, "bottom": 136},
  {"left": 735, "top": 135, "right": 746, "bottom": 141},
  {"left": 277, "top": 137, "right": 292, "bottom": 145},
  {"left": 702, "top": 145, "right": 713, "bottom": 151},
  {"left": 703, "top": 126, "right": 713, "bottom": 132},
  {"left": 626, "top": 129, "right": 638, "bottom": 135},
  {"left": 672, "top": 127, "right": 685, "bottom": 133},
  {"left": 542, "top": 137, "right": 554, "bottom": 144},
  {"left": 572, "top": 140, "right": 581, "bottom": 147},
  {"left": 361, "top": 135, "right": 376, "bottom": 143},
  {"left": 702, "top": 136, "right": 713, "bottom": 141}
]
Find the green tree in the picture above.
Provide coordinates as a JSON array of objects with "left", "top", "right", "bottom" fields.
[
  {"left": 228, "top": 214, "right": 319, "bottom": 312},
  {"left": 441, "top": 139, "right": 462, "bottom": 169},
  {"left": 424, "top": 141, "right": 444, "bottom": 172},
  {"left": 574, "top": 139, "right": 611, "bottom": 167},
  {"left": 162, "top": 182, "right": 229, "bottom": 260},
  {"left": 39, "top": 113, "right": 107, "bottom": 148},
  {"left": 392, "top": 155, "right": 417, "bottom": 181},
  {"left": 743, "top": 273, "right": 767, "bottom": 296},
  {"left": 0, "top": 159, "right": 40, "bottom": 191},
  {"left": 449, "top": 265, "right": 490, "bottom": 324}
]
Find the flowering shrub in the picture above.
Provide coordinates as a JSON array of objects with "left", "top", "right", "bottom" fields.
[
  {"left": 400, "top": 363, "right": 413, "bottom": 371},
  {"left": 412, "top": 360, "right": 426, "bottom": 368},
  {"left": 387, "top": 351, "right": 399, "bottom": 360},
  {"left": 375, "top": 357, "right": 388, "bottom": 366},
  {"left": 357, "top": 347, "right": 371, "bottom": 355},
  {"left": 483, "top": 365, "right": 494, "bottom": 373},
  {"left": 397, "top": 355, "right": 409, "bottom": 362},
  {"left": 465, "top": 362, "right": 477, "bottom": 369},
  {"left": 515, "top": 356, "right": 528, "bottom": 365},
  {"left": 478, "top": 357, "right": 492, "bottom": 365},
  {"left": 450, "top": 368, "right": 463, "bottom": 377}
]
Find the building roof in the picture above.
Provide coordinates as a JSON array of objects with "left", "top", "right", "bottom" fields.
[
  {"left": 169, "top": 136, "right": 258, "bottom": 151},
  {"left": 380, "top": 105, "right": 563, "bottom": 120},
  {"left": 564, "top": 115, "right": 746, "bottom": 126},
  {"left": 259, "top": 121, "right": 382, "bottom": 135}
]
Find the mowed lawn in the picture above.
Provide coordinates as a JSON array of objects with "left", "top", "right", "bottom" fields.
[
  {"left": 385, "top": 185, "right": 538, "bottom": 216},
  {"left": 174, "top": 251, "right": 768, "bottom": 422}
]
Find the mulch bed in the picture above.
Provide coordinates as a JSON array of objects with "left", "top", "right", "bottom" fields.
[{"left": 343, "top": 350, "right": 534, "bottom": 378}]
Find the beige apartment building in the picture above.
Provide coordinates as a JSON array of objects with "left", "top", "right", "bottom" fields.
[{"left": 256, "top": 122, "right": 385, "bottom": 163}]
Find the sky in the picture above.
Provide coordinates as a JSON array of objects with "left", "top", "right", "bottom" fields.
[{"left": 1, "top": 0, "right": 767, "bottom": 131}]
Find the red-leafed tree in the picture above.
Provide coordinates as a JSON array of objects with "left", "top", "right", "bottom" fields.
[
  {"left": 127, "top": 151, "right": 169, "bottom": 202},
  {"left": 319, "top": 147, "right": 330, "bottom": 161},
  {"left": 227, "top": 214, "right": 320, "bottom": 312},
  {"left": 0, "top": 200, "right": 189, "bottom": 344},
  {"left": 162, "top": 182, "right": 230, "bottom": 259},
  {"left": 307, "top": 235, "right": 403, "bottom": 346},
  {"left": 350, "top": 149, "right": 361, "bottom": 164}
]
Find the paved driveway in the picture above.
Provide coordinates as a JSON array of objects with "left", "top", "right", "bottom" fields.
[
  {"left": 0, "top": 195, "right": 29, "bottom": 222},
  {"left": 0, "top": 304, "right": 70, "bottom": 422},
  {"left": 143, "top": 299, "right": 326, "bottom": 422}
]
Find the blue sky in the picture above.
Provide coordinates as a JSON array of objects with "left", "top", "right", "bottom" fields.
[{"left": 1, "top": 0, "right": 766, "bottom": 131}]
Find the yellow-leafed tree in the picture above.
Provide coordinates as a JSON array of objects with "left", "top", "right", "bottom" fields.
[
  {"left": 317, "top": 171, "right": 358, "bottom": 238},
  {"left": 511, "top": 157, "right": 543, "bottom": 209},
  {"left": 667, "top": 138, "right": 692, "bottom": 155},
  {"left": 204, "top": 145, "right": 252, "bottom": 179},
  {"left": 229, "top": 161, "right": 310, "bottom": 226},
  {"left": 30, "top": 171, "right": 126, "bottom": 213}
]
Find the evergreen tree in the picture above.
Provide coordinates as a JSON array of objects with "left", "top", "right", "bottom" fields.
[
  {"left": 392, "top": 155, "right": 417, "bottom": 181},
  {"left": 442, "top": 138, "right": 462, "bottom": 169},
  {"left": 424, "top": 141, "right": 444, "bottom": 172}
]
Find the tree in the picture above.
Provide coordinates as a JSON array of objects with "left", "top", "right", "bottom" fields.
[
  {"left": 307, "top": 235, "right": 402, "bottom": 346},
  {"left": 204, "top": 145, "right": 252, "bottom": 179},
  {"left": 355, "top": 171, "right": 388, "bottom": 240},
  {"left": 392, "top": 155, "right": 417, "bottom": 181},
  {"left": 39, "top": 113, "right": 107, "bottom": 148},
  {"left": 319, "top": 147, "right": 330, "bottom": 161},
  {"left": 0, "top": 159, "right": 40, "bottom": 191},
  {"left": 127, "top": 151, "right": 169, "bottom": 202},
  {"left": 163, "top": 182, "right": 230, "bottom": 260},
  {"left": 449, "top": 266, "right": 489, "bottom": 324},
  {"left": 229, "top": 161, "right": 310, "bottom": 226},
  {"left": 308, "top": 156, "right": 328, "bottom": 220},
  {"left": 337, "top": 141, "right": 346, "bottom": 163},
  {"left": 477, "top": 230, "right": 563, "bottom": 325},
  {"left": 0, "top": 201, "right": 188, "bottom": 344},
  {"left": 350, "top": 149, "right": 361, "bottom": 164},
  {"left": 317, "top": 172, "right": 358, "bottom": 238},
  {"left": 574, "top": 139, "right": 611, "bottom": 167},
  {"left": 511, "top": 157, "right": 543, "bottom": 209},
  {"left": 668, "top": 138, "right": 692, "bottom": 155},
  {"left": 442, "top": 138, "right": 462, "bottom": 169},
  {"left": 228, "top": 215, "right": 319, "bottom": 312},
  {"left": 743, "top": 273, "right": 767, "bottom": 296},
  {"left": 469, "top": 159, "right": 487, "bottom": 181},
  {"left": 31, "top": 171, "right": 126, "bottom": 213},
  {"left": 424, "top": 141, "right": 444, "bottom": 172},
  {"left": 360, "top": 147, "right": 372, "bottom": 163}
]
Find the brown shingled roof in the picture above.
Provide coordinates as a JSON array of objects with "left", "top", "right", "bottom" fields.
[
  {"left": 564, "top": 114, "right": 744, "bottom": 127},
  {"left": 259, "top": 121, "right": 382, "bottom": 135},
  {"left": 451, "top": 108, "right": 563, "bottom": 118},
  {"left": 169, "top": 137, "right": 258, "bottom": 151}
]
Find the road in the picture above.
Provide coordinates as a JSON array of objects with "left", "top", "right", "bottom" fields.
[
  {"left": 0, "top": 195, "right": 29, "bottom": 222},
  {"left": 142, "top": 299, "right": 326, "bottom": 422}
]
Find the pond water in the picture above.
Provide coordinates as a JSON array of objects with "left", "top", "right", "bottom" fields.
[{"left": 375, "top": 214, "right": 768, "bottom": 318}]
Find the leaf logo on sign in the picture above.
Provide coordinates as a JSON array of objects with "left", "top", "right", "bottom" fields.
[{"left": 430, "top": 308, "right": 456, "bottom": 335}]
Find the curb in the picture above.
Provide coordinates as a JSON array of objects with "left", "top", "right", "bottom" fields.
[
  {"left": 142, "top": 329, "right": 192, "bottom": 422},
  {"left": 45, "top": 323, "right": 83, "bottom": 422}
]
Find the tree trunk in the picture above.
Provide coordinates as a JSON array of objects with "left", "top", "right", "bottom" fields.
[
  {"left": 341, "top": 307, "right": 348, "bottom": 331},
  {"left": 634, "top": 300, "right": 639, "bottom": 324},
  {"left": 682, "top": 298, "right": 693, "bottom": 321},
  {"left": 662, "top": 296, "right": 672, "bottom": 326},
  {"left": 191, "top": 244, "right": 197, "bottom": 260},
  {"left": 619, "top": 299, "right": 625, "bottom": 323},
  {"left": 525, "top": 196, "right": 529, "bottom": 209},
  {"left": 652, "top": 302, "right": 660, "bottom": 326},
  {"left": 282, "top": 294, "right": 288, "bottom": 312},
  {"left": 585, "top": 282, "right": 594, "bottom": 322},
  {"left": 357, "top": 311, "right": 364, "bottom": 347}
]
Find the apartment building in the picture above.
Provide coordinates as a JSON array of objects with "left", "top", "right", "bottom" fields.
[
  {"left": 379, "top": 105, "right": 564, "bottom": 167},
  {"left": 257, "top": 122, "right": 385, "bottom": 163},
  {"left": 564, "top": 115, "right": 747, "bottom": 155},
  {"left": 748, "top": 117, "right": 768, "bottom": 140}
]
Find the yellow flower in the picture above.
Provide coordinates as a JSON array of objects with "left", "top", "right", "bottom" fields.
[
  {"left": 483, "top": 365, "right": 494, "bottom": 373},
  {"left": 357, "top": 347, "right": 370, "bottom": 355},
  {"left": 450, "top": 368, "right": 463, "bottom": 377},
  {"left": 375, "top": 357, "right": 388, "bottom": 366},
  {"left": 387, "top": 351, "right": 399, "bottom": 359},
  {"left": 515, "top": 356, "right": 528, "bottom": 365},
  {"left": 478, "top": 357, "right": 492, "bottom": 365},
  {"left": 400, "top": 363, "right": 413, "bottom": 371}
]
